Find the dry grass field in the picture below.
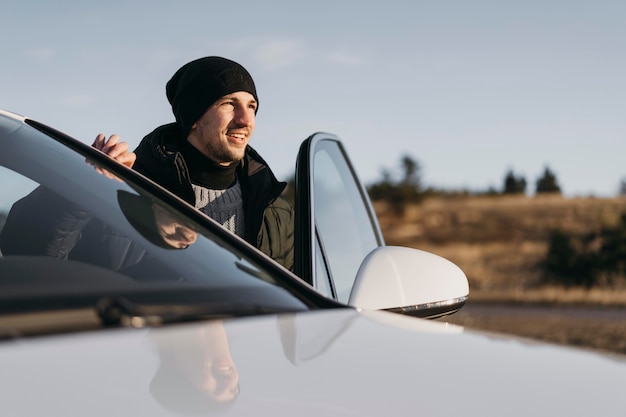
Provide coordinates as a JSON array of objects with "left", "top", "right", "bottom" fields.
[
  {"left": 374, "top": 195, "right": 626, "bottom": 355},
  {"left": 375, "top": 194, "right": 626, "bottom": 301}
]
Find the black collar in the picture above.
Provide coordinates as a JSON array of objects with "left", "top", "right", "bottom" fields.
[{"left": 181, "top": 140, "right": 239, "bottom": 190}]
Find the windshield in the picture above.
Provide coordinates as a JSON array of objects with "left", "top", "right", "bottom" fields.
[{"left": 0, "top": 112, "right": 321, "bottom": 325}]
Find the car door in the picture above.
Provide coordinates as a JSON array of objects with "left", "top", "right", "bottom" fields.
[
  {"left": 294, "top": 132, "right": 383, "bottom": 303},
  {"left": 294, "top": 132, "right": 470, "bottom": 318}
]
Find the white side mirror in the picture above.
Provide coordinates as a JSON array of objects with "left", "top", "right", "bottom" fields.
[{"left": 348, "top": 246, "right": 469, "bottom": 319}]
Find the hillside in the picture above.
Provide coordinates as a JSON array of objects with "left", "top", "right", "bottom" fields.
[{"left": 374, "top": 194, "right": 626, "bottom": 304}]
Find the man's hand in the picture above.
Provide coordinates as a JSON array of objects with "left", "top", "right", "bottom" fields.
[
  {"left": 92, "top": 134, "right": 137, "bottom": 168},
  {"left": 89, "top": 134, "right": 137, "bottom": 180}
]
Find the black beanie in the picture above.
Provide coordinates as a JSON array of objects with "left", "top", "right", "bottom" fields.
[{"left": 166, "top": 56, "right": 259, "bottom": 138}]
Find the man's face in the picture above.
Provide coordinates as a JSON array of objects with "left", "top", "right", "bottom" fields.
[
  {"left": 152, "top": 204, "right": 198, "bottom": 249},
  {"left": 187, "top": 91, "right": 257, "bottom": 166}
]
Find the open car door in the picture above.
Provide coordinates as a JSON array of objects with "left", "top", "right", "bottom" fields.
[{"left": 294, "top": 132, "right": 469, "bottom": 319}]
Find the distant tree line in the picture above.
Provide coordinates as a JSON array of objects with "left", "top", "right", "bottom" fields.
[
  {"left": 501, "top": 166, "right": 561, "bottom": 195},
  {"left": 366, "top": 154, "right": 565, "bottom": 212}
]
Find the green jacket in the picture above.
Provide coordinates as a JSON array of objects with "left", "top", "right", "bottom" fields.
[{"left": 133, "top": 123, "right": 294, "bottom": 271}]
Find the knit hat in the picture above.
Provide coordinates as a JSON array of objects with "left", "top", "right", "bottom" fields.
[{"left": 166, "top": 56, "right": 259, "bottom": 138}]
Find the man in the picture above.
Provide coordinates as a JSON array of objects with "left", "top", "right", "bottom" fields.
[
  {"left": 127, "top": 56, "right": 294, "bottom": 270},
  {"left": 3, "top": 57, "right": 292, "bottom": 272}
]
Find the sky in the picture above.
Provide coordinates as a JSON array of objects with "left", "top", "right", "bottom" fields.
[{"left": 2, "top": 0, "right": 625, "bottom": 197}]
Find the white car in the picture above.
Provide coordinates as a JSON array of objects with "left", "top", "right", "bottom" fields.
[{"left": 0, "top": 109, "right": 624, "bottom": 416}]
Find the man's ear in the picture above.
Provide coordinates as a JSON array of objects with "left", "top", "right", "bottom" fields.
[{"left": 186, "top": 123, "right": 197, "bottom": 140}]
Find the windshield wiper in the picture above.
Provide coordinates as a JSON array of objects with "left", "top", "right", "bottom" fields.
[
  {"left": 95, "top": 296, "right": 289, "bottom": 327},
  {"left": 0, "top": 292, "right": 305, "bottom": 339}
]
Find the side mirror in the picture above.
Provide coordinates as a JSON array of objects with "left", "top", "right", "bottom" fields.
[{"left": 348, "top": 246, "right": 469, "bottom": 319}]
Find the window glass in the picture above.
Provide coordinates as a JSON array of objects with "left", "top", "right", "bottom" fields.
[
  {"left": 0, "top": 167, "right": 37, "bottom": 214},
  {"left": 313, "top": 140, "right": 379, "bottom": 303},
  {"left": 0, "top": 116, "right": 307, "bottom": 313},
  {"left": 314, "top": 237, "right": 333, "bottom": 298}
]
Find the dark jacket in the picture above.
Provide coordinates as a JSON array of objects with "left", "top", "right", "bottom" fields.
[
  {"left": 0, "top": 186, "right": 148, "bottom": 271},
  {"left": 133, "top": 123, "right": 294, "bottom": 271}
]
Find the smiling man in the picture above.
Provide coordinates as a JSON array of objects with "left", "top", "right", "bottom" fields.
[{"left": 130, "top": 56, "right": 294, "bottom": 270}]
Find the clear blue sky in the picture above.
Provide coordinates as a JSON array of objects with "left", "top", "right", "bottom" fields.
[{"left": 2, "top": 0, "right": 625, "bottom": 197}]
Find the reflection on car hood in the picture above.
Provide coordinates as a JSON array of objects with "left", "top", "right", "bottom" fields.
[{"left": 0, "top": 309, "right": 624, "bottom": 416}]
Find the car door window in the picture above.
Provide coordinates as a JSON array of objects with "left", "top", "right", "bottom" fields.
[
  {"left": 314, "top": 237, "right": 333, "bottom": 298},
  {"left": 295, "top": 134, "right": 384, "bottom": 303}
]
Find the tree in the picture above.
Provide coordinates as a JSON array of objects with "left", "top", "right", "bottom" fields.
[
  {"left": 367, "top": 154, "right": 423, "bottom": 215},
  {"left": 367, "top": 169, "right": 395, "bottom": 201},
  {"left": 400, "top": 155, "right": 421, "bottom": 190},
  {"left": 542, "top": 214, "right": 626, "bottom": 288},
  {"left": 535, "top": 166, "right": 561, "bottom": 194},
  {"left": 597, "top": 213, "right": 626, "bottom": 283},
  {"left": 544, "top": 229, "right": 596, "bottom": 288},
  {"left": 502, "top": 169, "right": 527, "bottom": 194}
]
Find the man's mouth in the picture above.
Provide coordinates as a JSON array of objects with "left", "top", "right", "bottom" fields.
[{"left": 227, "top": 132, "right": 247, "bottom": 145}]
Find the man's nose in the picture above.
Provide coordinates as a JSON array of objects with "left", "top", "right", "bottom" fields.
[{"left": 235, "top": 106, "right": 255, "bottom": 126}]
